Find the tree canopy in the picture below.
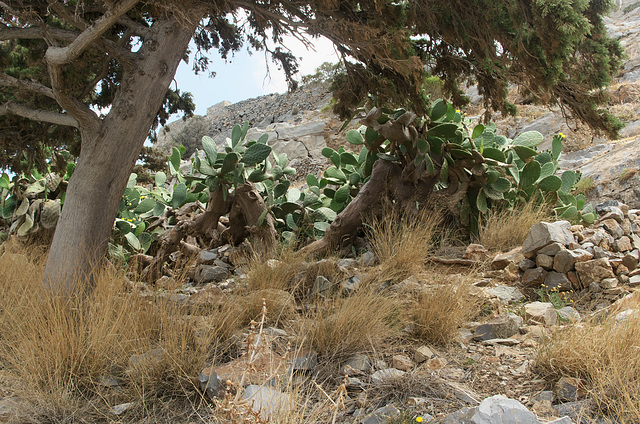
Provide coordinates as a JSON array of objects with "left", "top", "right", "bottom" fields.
[{"left": 0, "top": 0, "right": 624, "bottom": 292}]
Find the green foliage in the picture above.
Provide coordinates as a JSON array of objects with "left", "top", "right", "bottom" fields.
[
  {"left": 300, "top": 62, "right": 345, "bottom": 86},
  {"left": 0, "top": 150, "right": 72, "bottom": 237},
  {"left": 534, "top": 284, "right": 574, "bottom": 310},
  {"left": 0, "top": 104, "right": 594, "bottom": 254}
]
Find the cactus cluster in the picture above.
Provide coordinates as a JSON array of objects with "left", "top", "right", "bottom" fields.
[
  {"left": 1, "top": 98, "right": 593, "bottom": 259},
  {"left": 0, "top": 152, "right": 73, "bottom": 239}
]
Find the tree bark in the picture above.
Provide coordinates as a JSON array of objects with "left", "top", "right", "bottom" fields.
[
  {"left": 299, "top": 159, "right": 442, "bottom": 257},
  {"left": 43, "top": 15, "right": 199, "bottom": 294}
]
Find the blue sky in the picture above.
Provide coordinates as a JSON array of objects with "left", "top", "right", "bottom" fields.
[{"left": 172, "top": 35, "right": 339, "bottom": 118}]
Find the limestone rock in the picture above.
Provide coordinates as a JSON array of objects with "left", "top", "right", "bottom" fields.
[
  {"left": 391, "top": 354, "right": 414, "bottom": 371},
  {"left": 464, "top": 244, "right": 490, "bottom": 261},
  {"left": 556, "top": 377, "right": 582, "bottom": 402},
  {"left": 544, "top": 272, "right": 572, "bottom": 291},
  {"left": 342, "top": 354, "right": 372, "bottom": 376},
  {"left": 524, "top": 302, "right": 557, "bottom": 326},
  {"left": 471, "top": 395, "right": 542, "bottom": 424},
  {"left": 359, "top": 405, "right": 400, "bottom": 424},
  {"left": 522, "top": 267, "right": 548, "bottom": 287},
  {"left": 414, "top": 346, "right": 434, "bottom": 363},
  {"left": 536, "top": 254, "right": 554, "bottom": 269},
  {"left": 472, "top": 314, "right": 521, "bottom": 341},
  {"left": 195, "top": 264, "right": 229, "bottom": 283},
  {"left": 522, "top": 222, "right": 574, "bottom": 257},
  {"left": 484, "top": 286, "right": 524, "bottom": 303},
  {"left": 574, "top": 258, "right": 615, "bottom": 285},
  {"left": 491, "top": 247, "right": 525, "bottom": 270},
  {"left": 371, "top": 368, "right": 405, "bottom": 384},
  {"left": 243, "top": 385, "right": 292, "bottom": 420}
]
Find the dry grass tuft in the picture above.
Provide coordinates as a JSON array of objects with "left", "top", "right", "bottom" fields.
[
  {"left": 478, "top": 201, "right": 551, "bottom": 252},
  {"left": 366, "top": 206, "right": 440, "bottom": 283},
  {"left": 299, "top": 287, "right": 401, "bottom": 359},
  {"left": 534, "top": 312, "right": 640, "bottom": 422},
  {"left": 242, "top": 249, "right": 304, "bottom": 293},
  {"left": 0, "top": 248, "right": 238, "bottom": 422},
  {"left": 410, "top": 273, "right": 479, "bottom": 345}
]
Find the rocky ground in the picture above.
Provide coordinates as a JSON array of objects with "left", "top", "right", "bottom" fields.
[{"left": 2, "top": 2, "right": 640, "bottom": 424}]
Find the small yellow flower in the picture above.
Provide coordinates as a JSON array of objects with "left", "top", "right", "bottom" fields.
[
  {"left": 456, "top": 110, "right": 461, "bottom": 113},
  {"left": 416, "top": 417, "right": 423, "bottom": 423},
  {"left": 559, "top": 132, "right": 566, "bottom": 139}
]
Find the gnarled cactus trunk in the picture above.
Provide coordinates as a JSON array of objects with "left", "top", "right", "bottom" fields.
[{"left": 142, "top": 182, "right": 276, "bottom": 282}]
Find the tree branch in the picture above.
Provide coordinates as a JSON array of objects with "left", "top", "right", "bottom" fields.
[
  {"left": 0, "top": 101, "right": 78, "bottom": 128},
  {"left": 118, "top": 15, "right": 152, "bottom": 39},
  {"left": 47, "top": 63, "right": 100, "bottom": 131},
  {"left": 45, "top": 0, "right": 141, "bottom": 65},
  {"left": 0, "top": 73, "right": 56, "bottom": 99},
  {"left": 0, "top": 24, "right": 136, "bottom": 67}
]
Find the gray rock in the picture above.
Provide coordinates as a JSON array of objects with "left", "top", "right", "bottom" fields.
[
  {"left": 519, "top": 258, "right": 536, "bottom": 271},
  {"left": 595, "top": 200, "right": 621, "bottom": 215},
  {"left": 198, "top": 250, "right": 218, "bottom": 264},
  {"left": 342, "top": 275, "right": 360, "bottom": 295},
  {"left": 544, "top": 272, "right": 573, "bottom": 291},
  {"left": 199, "top": 368, "right": 224, "bottom": 399},
  {"left": 601, "top": 218, "right": 625, "bottom": 239},
  {"left": 471, "top": 395, "right": 540, "bottom": 424},
  {"left": 472, "top": 314, "right": 521, "bottom": 341},
  {"left": 361, "top": 251, "right": 376, "bottom": 266},
  {"left": 112, "top": 402, "right": 134, "bottom": 415},
  {"left": 536, "top": 254, "right": 554, "bottom": 269},
  {"left": 342, "top": 354, "right": 372, "bottom": 375},
  {"left": 600, "top": 277, "right": 618, "bottom": 289},
  {"left": 553, "top": 250, "right": 585, "bottom": 273},
  {"left": 522, "top": 267, "right": 548, "bottom": 287},
  {"left": 338, "top": 258, "right": 356, "bottom": 268},
  {"left": 195, "top": 264, "right": 229, "bottom": 283},
  {"left": 485, "top": 286, "right": 524, "bottom": 303},
  {"left": 522, "top": 222, "right": 574, "bottom": 257},
  {"left": 539, "top": 242, "right": 566, "bottom": 256},
  {"left": 441, "top": 406, "right": 477, "bottom": 424},
  {"left": 98, "top": 375, "right": 123, "bottom": 388},
  {"left": 557, "top": 306, "right": 581, "bottom": 321},
  {"left": 553, "top": 400, "right": 592, "bottom": 422},
  {"left": 556, "top": 377, "right": 581, "bottom": 402},
  {"left": 359, "top": 405, "right": 400, "bottom": 424},
  {"left": 371, "top": 368, "right": 405, "bottom": 384},
  {"left": 313, "top": 275, "right": 332, "bottom": 296},
  {"left": 599, "top": 207, "right": 625, "bottom": 223},
  {"left": 243, "top": 385, "right": 292, "bottom": 420},
  {"left": 289, "top": 351, "right": 318, "bottom": 372}
]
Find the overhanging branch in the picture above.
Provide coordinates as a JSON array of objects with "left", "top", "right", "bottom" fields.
[
  {"left": 0, "top": 73, "right": 56, "bottom": 99},
  {"left": 0, "top": 101, "right": 78, "bottom": 128},
  {"left": 45, "top": 0, "right": 141, "bottom": 65}
]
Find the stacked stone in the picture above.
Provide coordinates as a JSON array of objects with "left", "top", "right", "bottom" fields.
[{"left": 502, "top": 201, "right": 640, "bottom": 297}]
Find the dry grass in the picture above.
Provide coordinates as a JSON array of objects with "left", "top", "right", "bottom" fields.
[
  {"left": 365, "top": 206, "right": 440, "bottom": 283},
  {"left": 478, "top": 201, "right": 551, "bottom": 252},
  {"left": 574, "top": 177, "right": 596, "bottom": 195},
  {"left": 242, "top": 249, "right": 304, "bottom": 293},
  {"left": 0, "top": 247, "right": 240, "bottom": 422},
  {"left": 534, "top": 311, "right": 640, "bottom": 423},
  {"left": 299, "top": 287, "right": 401, "bottom": 359},
  {"left": 410, "top": 272, "right": 479, "bottom": 345}
]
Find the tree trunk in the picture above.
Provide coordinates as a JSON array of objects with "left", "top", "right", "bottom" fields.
[
  {"left": 300, "top": 159, "right": 442, "bottom": 256},
  {"left": 44, "top": 15, "right": 199, "bottom": 294}
]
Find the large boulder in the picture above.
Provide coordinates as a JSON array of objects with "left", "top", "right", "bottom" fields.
[{"left": 522, "top": 222, "right": 574, "bottom": 257}]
